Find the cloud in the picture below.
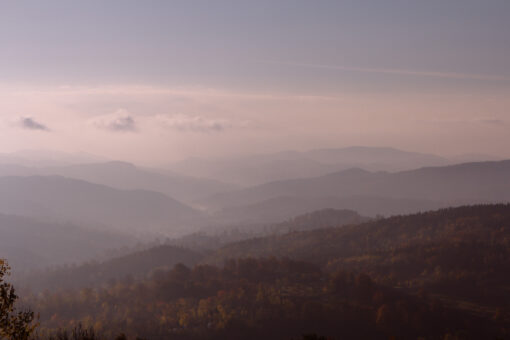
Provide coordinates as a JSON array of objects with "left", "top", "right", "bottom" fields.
[
  {"left": 107, "top": 116, "right": 136, "bottom": 132},
  {"left": 19, "top": 117, "right": 50, "bottom": 131},
  {"left": 155, "top": 114, "right": 232, "bottom": 133},
  {"left": 92, "top": 110, "right": 137, "bottom": 132}
]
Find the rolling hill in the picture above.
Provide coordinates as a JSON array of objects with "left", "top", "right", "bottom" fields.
[
  {"left": 0, "top": 213, "right": 135, "bottom": 272},
  {"left": 212, "top": 195, "right": 444, "bottom": 223},
  {"left": 206, "top": 204, "right": 510, "bottom": 305},
  {"left": 0, "top": 176, "right": 205, "bottom": 236},
  {"left": 0, "top": 161, "right": 236, "bottom": 203},
  {"left": 170, "top": 146, "right": 448, "bottom": 185},
  {"left": 200, "top": 160, "right": 510, "bottom": 217},
  {"left": 20, "top": 244, "right": 203, "bottom": 291}
]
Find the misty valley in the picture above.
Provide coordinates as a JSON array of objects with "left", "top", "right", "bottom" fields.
[
  {"left": 3, "top": 2, "right": 510, "bottom": 339},
  {"left": 1, "top": 148, "right": 510, "bottom": 339}
]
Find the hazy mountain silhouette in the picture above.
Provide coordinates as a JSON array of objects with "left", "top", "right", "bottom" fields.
[
  {"left": 23, "top": 209, "right": 364, "bottom": 291},
  {"left": 204, "top": 204, "right": 510, "bottom": 272},
  {"left": 0, "top": 161, "right": 236, "bottom": 203},
  {"left": 170, "top": 146, "right": 448, "bottom": 185},
  {"left": 0, "top": 213, "right": 135, "bottom": 272},
  {"left": 213, "top": 195, "right": 444, "bottom": 223},
  {"left": 21, "top": 245, "right": 203, "bottom": 291},
  {"left": 200, "top": 160, "right": 510, "bottom": 217},
  {"left": 0, "top": 150, "right": 108, "bottom": 167},
  {"left": 449, "top": 153, "right": 502, "bottom": 163},
  {"left": 0, "top": 176, "right": 205, "bottom": 236}
]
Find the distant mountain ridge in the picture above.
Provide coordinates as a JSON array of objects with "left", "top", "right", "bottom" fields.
[
  {"left": 0, "top": 213, "right": 135, "bottom": 272},
  {"left": 200, "top": 160, "right": 510, "bottom": 218},
  {"left": 205, "top": 203, "right": 510, "bottom": 267},
  {"left": 212, "top": 195, "right": 444, "bottom": 223},
  {"left": 0, "top": 161, "right": 236, "bottom": 203},
  {"left": 0, "top": 150, "right": 108, "bottom": 167},
  {"left": 170, "top": 146, "right": 449, "bottom": 185},
  {"left": 0, "top": 175, "right": 205, "bottom": 236},
  {"left": 20, "top": 209, "right": 365, "bottom": 291}
]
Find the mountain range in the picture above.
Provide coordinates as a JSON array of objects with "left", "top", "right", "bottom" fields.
[
  {"left": 0, "top": 176, "right": 205, "bottom": 236},
  {"left": 0, "top": 161, "right": 235, "bottom": 204},
  {"left": 200, "top": 160, "right": 510, "bottom": 220},
  {"left": 169, "top": 146, "right": 453, "bottom": 185},
  {"left": 0, "top": 213, "right": 136, "bottom": 273}
]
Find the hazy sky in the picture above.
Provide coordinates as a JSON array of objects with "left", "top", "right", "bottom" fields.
[{"left": 1, "top": 0, "right": 509, "bottom": 164}]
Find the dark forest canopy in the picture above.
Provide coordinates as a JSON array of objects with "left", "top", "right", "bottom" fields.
[
  {"left": 26, "top": 258, "right": 509, "bottom": 340},
  {"left": 10, "top": 204, "right": 510, "bottom": 339},
  {"left": 208, "top": 204, "right": 510, "bottom": 304},
  {"left": 21, "top": 209, "right": 365, "bottom": 292}
]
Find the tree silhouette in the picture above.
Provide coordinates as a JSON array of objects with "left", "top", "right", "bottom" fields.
[{"left": 0, "top": 259, "right": 37, "bottom": 340}]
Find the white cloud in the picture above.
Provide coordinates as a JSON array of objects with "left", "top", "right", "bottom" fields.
[
  {"left": 154, "top": 114, "right": 232, "bottom": 133},
  {"left": 91, "top": 109, "right": 137, "bottom": 132}
]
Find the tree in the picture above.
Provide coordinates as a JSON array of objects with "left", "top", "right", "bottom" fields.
[{"left": 0, "top": 259, "right": 37, "bottom": 340}]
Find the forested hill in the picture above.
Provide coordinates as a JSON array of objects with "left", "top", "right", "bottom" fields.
[
  {"left": 21, "top": 245, "right": 203, "bottom": 291},
  {"left": 19, "top": 204, "right": 510, "bottom": 339},
  {"left": 267, "top": 208, "right": 368, "bottom": 234},
  {"left": 208, "top": 204, "right": 510, "bottom": 264},
  {"left": 28, "top": 258, "right": 507, "bottom": 340},
  {"left": 168, "top": 208, "right": 367, "bottom": 252},
  {"left": 23, "top": 209, "right": 366, "bottom": 291},
  {"left": 0, "top": 213, "right": 135, "bottom": 272},
  {"left": 206, "top": 204, "right": 510, "bottom": 305}
]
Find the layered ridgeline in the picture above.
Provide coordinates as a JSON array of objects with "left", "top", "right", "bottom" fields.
[
  {"left": 167, "top": 208, "right": 367, "bottom": 253},
  {"left": 212, "top": 195, "right": 442, "bottom": 224},
  {"left": 0, "top": 214, "right": 135, "bottom": 273},
  {"left": 207, "top": 204, "right": 510, "bottom": 305},
  {"left": 0, "top": 176, "right": 205, "bottom": 236},
  {"left": 22, "top": 209, "right": 365, "bottom": 291},
  {"left": 170, "top": 146, "right": 450, "bottom": 185},
  {"left": 20, "top": 245, "right": 203, "bottom": 291},
  {"left": 0, "top": 161, "right": 235, "bottom": 204},
  {"left": 22, "top": 204, "right": 510, "bottom": 339},
  {"left": 201, "top": 160, "right": 510, "bottom": 221}
]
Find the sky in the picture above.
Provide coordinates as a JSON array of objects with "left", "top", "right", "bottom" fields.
[{"left": 1, "top": 0, "right": 509, "bottom": 164}]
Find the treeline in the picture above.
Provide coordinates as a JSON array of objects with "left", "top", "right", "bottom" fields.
[
  {"left": 168, "top": 208, "right": 367, "bottom": 252},
  {"left": 19, "top": 209, "right": 365, "bottom": 292},
  {"left": 13, "top": 204, "right": 510, "bottom": 339},
  {"left": 26, "top": 258, "right": 506, "bottom": 340},
  {"left": 19, "top": 245, "right": 203, "bottom": 292},
  {"left": 208, "top": 204, "right": 510, "bottom": 304}
]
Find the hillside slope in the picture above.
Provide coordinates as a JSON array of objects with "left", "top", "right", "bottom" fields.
[
  {"left": 207, "top": 204, "right": 510, "bottom": 304},
  {"left": 0, "top": 161, "right": 236, "bottom": 203},
  {"left": 0, "top": 176, "right": 204, "bottom": 236},
  {"left": 0, "top": 214, "right": 135, "bottom": 272},
  {"left": 171, "top": 146, "right": 447, "bottom": 185},
  {"left": 201, "top": 160, "right": 510, "bottom": 214},
  {"left": 21, "top": 245, "right": 203, "bottom": 291}
]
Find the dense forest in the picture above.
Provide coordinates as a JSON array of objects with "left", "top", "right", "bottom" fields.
[
  {"left": 1, "top": 204, "right": 507, "bottom": 339},
  {"left": 24, "top": 258, "right": 509, "bottom": 339},
  {"left": 18, "top": 209, "right": 365, "bottom": 292},
  {"left": 3, "top": 1, "right": 510, "bottom": 338},
  {"left": 18, "top": 245, "right": 203, "bottom": 292},
  {"left": 210, "top": 205, "right": 510, "bottom": 308}
]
